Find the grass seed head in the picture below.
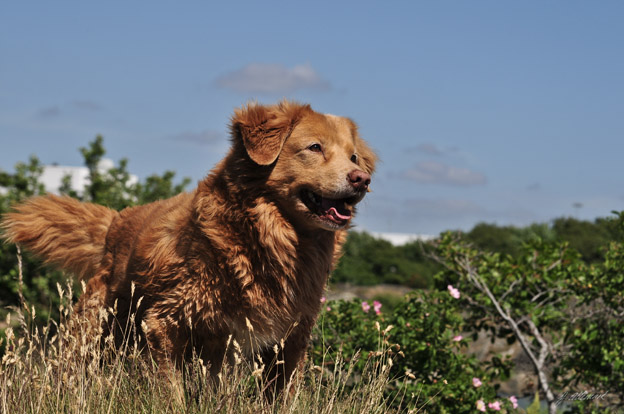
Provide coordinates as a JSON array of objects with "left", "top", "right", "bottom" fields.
[{"left": 245, "top": 317, "right": 254, "bottom": 332}]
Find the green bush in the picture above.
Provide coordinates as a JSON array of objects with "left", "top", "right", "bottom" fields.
[
  {"left": 311, "top": 293, "right": 514, "bottom": 413},
  {"left": 331, "top": 232, "right": 437, "bottom": 288}
]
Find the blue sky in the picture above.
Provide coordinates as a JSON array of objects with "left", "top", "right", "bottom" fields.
[{"left": 1, "top": 1, "right": 623, "bottom": 235}]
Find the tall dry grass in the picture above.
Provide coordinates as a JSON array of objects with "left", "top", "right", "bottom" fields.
[{"left": 0, "top": 252, "right": 424, "bottom": 414}]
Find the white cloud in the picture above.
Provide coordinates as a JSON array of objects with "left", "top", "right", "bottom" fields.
[
  {"left": 405, "top": 198, "right": 488, "bottom": 218},
  {"left": 71, "top": 100, "right": 103, "bottom": 111},
  {"left": 407, "top": 143, "right": 460, "bottom": 156},
  {"left": 215, "top": 63, "right": 331, "bottom": 94},
  {"left": 36, "top": 106, "right": 61, "bottom": 118},
  {"left": 357, "top": 195, "right": 492, "bottom": 234},
  {"left": 402, "top": 161, "right": 486, "bottom": 186},
  {"left": 414, "top": 143, "right": 444, "bottom": 155}
]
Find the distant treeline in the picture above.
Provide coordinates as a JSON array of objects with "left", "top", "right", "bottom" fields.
[{"left": 332, "top": 216, "right": 623, "bottom": 288}]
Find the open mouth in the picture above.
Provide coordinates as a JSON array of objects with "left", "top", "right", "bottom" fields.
[{"left": 300, "top": 189, "right": 359, "bottom": 228}]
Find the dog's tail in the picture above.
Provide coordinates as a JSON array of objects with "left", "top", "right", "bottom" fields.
[{"left": 1, "top": 195, "right": 118, "bottom": 279}]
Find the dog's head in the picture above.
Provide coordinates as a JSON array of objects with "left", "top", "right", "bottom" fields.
[{"left": 230, "top": 101, "right": 376, "bottom": 231}]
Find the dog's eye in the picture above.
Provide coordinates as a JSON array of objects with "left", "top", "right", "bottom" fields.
[
  {"left": 350, "top": 154, "right": 358, "bottom": 164},
  {"left": 308, "top": 144, "right": 323, "bottom": 153}
]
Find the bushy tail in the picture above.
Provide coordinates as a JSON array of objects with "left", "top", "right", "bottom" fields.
[{"left": 1, "top": 195, "right": 118, "bottom": 279}]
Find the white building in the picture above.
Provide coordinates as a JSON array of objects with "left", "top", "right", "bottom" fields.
[
  {"left": 371, "top": 232, "right": 436, "bottom": 246},
  {"left": 39, "top": 164, "right": 91, "bottom": 195},
  {"left": 0, "top": 159, "right": 139, "bottom": 196},
  {"left": 40, "top": 159, "right": 139, "bottom": 195}
]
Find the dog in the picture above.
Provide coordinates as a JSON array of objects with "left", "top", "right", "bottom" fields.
[{"left": 1, "top": 100, "right": 376, "bottom": 392}]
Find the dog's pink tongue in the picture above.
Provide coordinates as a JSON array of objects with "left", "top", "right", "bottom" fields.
[
  {"left": 321, "top": 198, "right": 351, "bottom": 220},
  {"left": 328, "top": 207, "right": 351, "bottom": 220}
]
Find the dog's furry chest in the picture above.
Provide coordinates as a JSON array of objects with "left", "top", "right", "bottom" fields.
[{"left": 199, "top": 235, "right": 333, "bottom": 347}]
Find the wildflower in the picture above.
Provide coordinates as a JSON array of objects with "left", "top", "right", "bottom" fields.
[
  {"left": 472, "top": 377, "right": 482, "bottom": 387},
  {"left": 373, "top": 300, "right": 382, "bottom": 315},
  {"left": 320, "top": 296, "right": 326, "bottom": 304},
  {"left": 453, "top": 335, "right": 463, "bottom": 342},
  {"left": 476, "top": 400, "right": 486, "bottom": 412},
  {"left": 362, "top": 301, "right": 371, "bottom": 312},
  {"left": 447, "top": 285, "right": 460, "bottom": 299},
  {"left": 488, "top": 401, "right": 502, "bottom": 411},
  {"left": 509, "top": 395, "right": 519, "bottom": 409},
  {"left": 405, "top": 322, "right": 411, "bottom": 327}
]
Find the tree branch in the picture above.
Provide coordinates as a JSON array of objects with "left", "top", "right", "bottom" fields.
[{"left": 455, "top": 256, "right": 558, "bottom": 414}]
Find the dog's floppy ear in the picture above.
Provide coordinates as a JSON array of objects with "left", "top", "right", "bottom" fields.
[{"left": 231, "top": 101, "right": 310, "bottom": 165}]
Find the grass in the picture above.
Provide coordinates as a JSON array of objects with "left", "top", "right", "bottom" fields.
[{"left": 0, "top": 255, "right": 420, "bottom": 414}]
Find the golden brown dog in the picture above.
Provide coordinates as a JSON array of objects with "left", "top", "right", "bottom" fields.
[{"left": 1, "top": 101, "right": 376, "bottom": 391}]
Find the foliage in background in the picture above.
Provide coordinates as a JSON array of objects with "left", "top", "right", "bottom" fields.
[
  {"left": 314, "top": 218, "right": 624, "bottom": 413},
  {"left": 331, "top": 217, "right": 622, "bottom": 290},
  {"left": 331, "top": 231, "right": 439, "bottom": 288},
  {"left": 463, "top": 218, "right": 621, "bottom": 264},
  {"left": 430, "top": 222, "right": 624, "bottom": 413},
  {"left": 558, "top": 211, "right": 624, "bottom": 413},
  {"left": 61, "top": 135, "right": 191, "bottom": 210},
  {"left": 312, "top": 294, "right": 514, "bottom": 414}
]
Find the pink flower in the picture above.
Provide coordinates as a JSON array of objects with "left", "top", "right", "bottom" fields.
[
  {"left": 320, "top": 296, "right": 326, "bottom": 304},
  {"left": 326, "top": 306, "right": 331, "bottom": 311},
  {"left": 405, "top": 322, "right": 411, "bottom": 327},
  {"left": 509, "top": 395, "right": 518, "bottom": 409},
  {"left": 488, "top": 401, "right": 502, "bottom": 411},
  {"left": 476, "top": 400, "right": 486, "bottom": 412},
  {"left": 373, "top": 300, "right": 382, "bottom": 315},
  {"left": 472, "top": 377, "right": 482, "bottom": 387},
  {"left": 447, "top": 285, "right": 460, "bottom": 299},
  {"left": 361, "top": 301, "right": 371, "bottom": 312}
]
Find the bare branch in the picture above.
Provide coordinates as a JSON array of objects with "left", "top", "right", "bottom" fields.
[
  {"left": 455, "top": 255, "right": 558, "bottom": 414},
  {"left": 500, "top": 279, "right": 521, "bottom": 303}
]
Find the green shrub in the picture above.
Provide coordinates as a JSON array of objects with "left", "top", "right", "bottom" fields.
[{"left": 311, "top": 293, "right": 514, "bottom": 413}]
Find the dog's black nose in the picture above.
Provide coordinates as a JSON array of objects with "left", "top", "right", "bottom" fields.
[{"left": 348, "top": 170, "right": 371, "bottom": 191}]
